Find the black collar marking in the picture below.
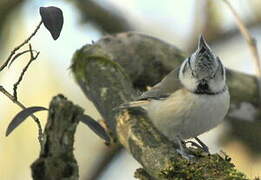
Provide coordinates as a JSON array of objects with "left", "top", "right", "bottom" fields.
[
  {"left": 193, "top": 79, "right": 226, "bottom": 95},
  {"left": 193, "top": 85, "right": 226, "bottom": 95}
]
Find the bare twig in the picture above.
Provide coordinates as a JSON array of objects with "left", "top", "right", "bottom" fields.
[
  {"left": 0, "top": 20, "right": 43, "bottom": 146},
  {"left": 8, "top": 49, "right": 38, "bottom": 68},
  {"left": 0, "top": 20, "right": 42, "bottom": 71},
  {"left": 13, "top": 44, "right": 40, "bottom": 100},
  {"left": 0, "top": 85, "right": 43, "bottom": 145},
  {"left": 223, "top": 0, "right": 261, "bottom": 101}
]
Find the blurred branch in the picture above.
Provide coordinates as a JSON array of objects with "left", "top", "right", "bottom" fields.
[
  {"left": 203, "top": 1, "right": 223, "bottom": 40},
  {"left": 188, "top": 0, "right": 261, "bottom": 54},
  {"left": 31, "top": 95, "right": 82, "bottom": 180},
  {"left": 249, "top": 0, "right": 261, "bottom": 20},
  {"left": 71, "top": 32, "right": 249, "bottom": 179},
  {"left": 188, "top": 1, "right": 223, "bottom": 52},
  {"left": 224, "top": 117, "right": 261, "bottom": 155},
  {"left": 223, "top": 0, "right": 261, "bottom": 101},
  {"left": 86, "top": 145, "right": 121, "bottom": 180},
  {"left": 0, "top": 0, "right": 25, "bottom": 24},
  {"left": 67, "top": 0, "right": 132, "bottom": 33},
  {"left": 0, "top": 0, "right": 26, "bottom": 48}
]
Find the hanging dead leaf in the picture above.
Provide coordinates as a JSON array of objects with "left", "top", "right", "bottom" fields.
[
  {"left": 79, "top": 114, "right": 110, "bottom": 143},
  {"left": 39, "top": 6, "right": 64, "bottom": 40},
  {"left": 6, "top": 106, "right": 48, "bottom": 136}
]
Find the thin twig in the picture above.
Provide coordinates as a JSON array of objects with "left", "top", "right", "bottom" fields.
[
  {"left": 8, "top": 49, "right": 38, "bottom": 68},
  {"left": 13, "top": 44, "right": 40, "bottom": 101},
  {"left": 0, "top": 20, "right": 43, "bottom": 71},
  {"left": 223, "top": 0, "right": 261, "bottom": 101}
]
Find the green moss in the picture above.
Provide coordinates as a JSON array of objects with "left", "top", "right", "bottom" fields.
[
  {"left": 134, "top": 168, "right": 152, "bottom": 180},
  {"left": 159, "top": 153, "right": 248, "bottom": 180},
  {"left": 71, "top": 45, "right": 130, "bottom": 83}
]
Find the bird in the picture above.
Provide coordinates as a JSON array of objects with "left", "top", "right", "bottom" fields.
[{"left": 119, "top": 34, "right": 230, "bottom": 158}]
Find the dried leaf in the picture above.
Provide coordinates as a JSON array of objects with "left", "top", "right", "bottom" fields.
[
  {"left": 79, "top": 114, "right": 110, "bottom": 143},
  {"left": 6, "top": 106, "right": 48, "bottom": 136},
  {"left": 39, "top": 6, "right": 64, "bottom": 40}
]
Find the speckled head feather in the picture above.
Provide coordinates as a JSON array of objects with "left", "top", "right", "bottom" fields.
[
  {"left": 190, "top": 34, "right": 219, "bottom": 80},
  {"left": 179, "top": 34, "right": 226, "bottom": 94}
]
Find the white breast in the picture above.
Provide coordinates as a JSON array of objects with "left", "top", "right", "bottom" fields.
[{"left": 144, "top": 89, "right": 230, "bottom": 140}]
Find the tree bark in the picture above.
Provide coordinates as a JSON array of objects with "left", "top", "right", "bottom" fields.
[
  {"left": 31, "top": 95, "right": 83, "bottom": 180},
  {"left": 71, "top": 32, "right": 252, "bottom": 179}
]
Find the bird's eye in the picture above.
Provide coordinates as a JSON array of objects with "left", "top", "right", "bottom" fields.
[{"left": 210, "top": 73, "right": 216, "bottom": 79}]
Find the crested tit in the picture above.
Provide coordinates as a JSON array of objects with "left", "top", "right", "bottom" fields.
[{"left": 120, "top": 35, "right": 230, "bottom": 156}]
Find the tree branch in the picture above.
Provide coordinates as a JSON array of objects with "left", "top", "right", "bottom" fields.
[
  {"left": 67, "top": 0, "right": 132, "bottom": 33},
  {"left": 223, "top": 0, "right": 261, "bottom": 101},
  {"left": 86, "top": 145, "right": 121, "bottom": 180},
  {"left": 31, "top": 95, "right": 83, "bottom": 180},
  {"left": 0, "top": 0, "right": 25, "bottom": 44},
  {"left": 71, "top": 32, "right": 251, "bottom": 179}
]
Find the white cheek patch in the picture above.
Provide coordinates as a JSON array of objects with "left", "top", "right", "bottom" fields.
[
  {"left": 179, "top": 60, "right": 198, "bottom": 92},
  {"left": 181, "top": 75, "right": 198, "bottom": 92}
]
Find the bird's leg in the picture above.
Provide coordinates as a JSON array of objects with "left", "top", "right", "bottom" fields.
[{"left": 175, "top": 135, "right": 195, "bottom": 160}]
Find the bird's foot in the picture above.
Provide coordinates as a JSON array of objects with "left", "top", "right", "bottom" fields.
[
  {"left": 185, "top": 137, "right": 210, "bottom": 154},
  {"left": 176, "top": 148, "right": 195, "bottom": 161},
  {"left": 195, "top": 137, "right": 209, "bottom": 153},
  {"left": 175, "top": 136, "right": 195, "bottom": 160}
]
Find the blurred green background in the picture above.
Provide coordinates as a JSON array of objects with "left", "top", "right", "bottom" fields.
[{"left": 0, "top": 0, "right": 261, "bottom": 179}]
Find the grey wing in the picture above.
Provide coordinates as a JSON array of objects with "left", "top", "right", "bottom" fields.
[
  {"left": 118, "top": 67, "right": 183, "bottom": 109},
  {"left": 136, "top": 67, "right": 183, "bottom": 100}
]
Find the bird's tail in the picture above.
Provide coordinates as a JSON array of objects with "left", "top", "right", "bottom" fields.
[{"left": 117, "top": 100, "right": 150, "bottom": 109}]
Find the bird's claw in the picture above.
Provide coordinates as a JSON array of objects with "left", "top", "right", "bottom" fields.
[
  {"left": 175, "top": 135, "right": 195, "bottom": 161},
  {"left": 184, "top": 137, "right": 210, "bottom": 154},
  {"left": 176, "top": 148, "right": 195, "bottom": 160}
]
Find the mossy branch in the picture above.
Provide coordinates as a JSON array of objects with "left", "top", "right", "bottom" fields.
[{"left": 71, "top": 32, "right": 253, "bottom": 179}]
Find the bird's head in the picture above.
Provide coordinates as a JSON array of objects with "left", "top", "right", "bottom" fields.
[{"left": 179, "top": 34, "right": 226, "bottom": 94}]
